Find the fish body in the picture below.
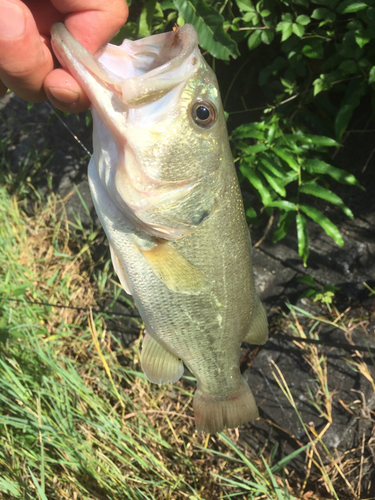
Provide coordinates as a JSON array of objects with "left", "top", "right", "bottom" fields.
[{"left": 51, "top": 23, "right": 268, "bottom": 433}]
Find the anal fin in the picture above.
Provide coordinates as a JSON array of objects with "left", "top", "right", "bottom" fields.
[
  {"left": 141, "top": 332, "right": 184, "bottom": 385},
  {"left": 139, "top": 242, "right": 209, "bottom": 295},
  {"left": 244, "top": 294, "right": 268, "bottom": 345}
]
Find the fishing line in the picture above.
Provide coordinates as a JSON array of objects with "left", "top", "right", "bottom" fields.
[
  {"left": 45, "top": 102, "right": 92, "bottom": 157},
  {"left": 5, "top": 297, "right": 375, "bottom": 354},
  {"left": 6, "top": 297, "right": 139, "bottom": 319}
]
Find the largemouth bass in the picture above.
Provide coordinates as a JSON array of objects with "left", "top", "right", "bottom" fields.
[{"left": 51, "top": 23, "right": 268, "bottom": 433}]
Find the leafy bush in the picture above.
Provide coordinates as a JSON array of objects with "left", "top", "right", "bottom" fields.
[{"left": 115, "top": 0, "right": 374, "bottom": 264}]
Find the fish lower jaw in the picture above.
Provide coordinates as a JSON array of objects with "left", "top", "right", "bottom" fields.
[{"left": 193, "top": 378, "right": 259, "bottom": 434}]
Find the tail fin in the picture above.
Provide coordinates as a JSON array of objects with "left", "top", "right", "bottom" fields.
[{"left": 193, "top": 378, "right": 259, "bottom": 433}]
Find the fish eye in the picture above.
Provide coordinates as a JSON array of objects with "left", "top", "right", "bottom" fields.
[{"left": 191, "top": 101, "right": 217, "bottom": 128}]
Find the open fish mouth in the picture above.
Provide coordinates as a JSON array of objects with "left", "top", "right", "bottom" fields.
[{"left": 51, "top": 23, "right": 199, "bottom": 108}]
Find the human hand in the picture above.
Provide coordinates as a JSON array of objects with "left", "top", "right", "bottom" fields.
[{"left": 0, "top": 0, "right": 128, "bottom": 113}]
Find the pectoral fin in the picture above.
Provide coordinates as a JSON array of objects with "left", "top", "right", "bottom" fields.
[
  {"left": 109, "top": 244, "right": 132, "bottom": 295},
  {"left": 139, "top": 242, "right": 209, "bottom": 295},
  {"left": 244, "top": 294, "right": 268, "bottom": 345},
  {"left": 141, "top": 332, "right": 184, "bottom": 385}
]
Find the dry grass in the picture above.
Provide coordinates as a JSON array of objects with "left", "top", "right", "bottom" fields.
[{"left": 270, "top": 303, "right": 375, "bottom": 499}]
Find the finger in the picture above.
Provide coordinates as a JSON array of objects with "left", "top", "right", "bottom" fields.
[
  {"left": 44, "top": 68, "right": 90, "bottom": 113},
  {"left": 51, "top": 0, "right": 129, "bottom": 53},
  {"left": 0, "top": 0, "right": 59, "bottom": 102},
  {"left": 43, "top": 0, "right": 128, "bottom": 111}
]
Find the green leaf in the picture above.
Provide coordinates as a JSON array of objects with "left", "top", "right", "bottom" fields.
[
  {"left": 173, "top": 0, "right": 239, "bottom": 60},
  {"left": 258, "top": 165, "right": 287, "bottom": 197},
  {"left": 272, "top": 147, "right": 299, "bottom": 172},
  {"left": 302, "top": 39, "right": 324, "bottom": 59},
  {"left": 296, "top": 15, "right": 310, "bottom": 25},
  {"left": 355, "top": 30, "right": 370, "bottom": 48},
  {"left": 111, "top": 22, "right": 139, "bottom": 43},
  {"left": 236, "top": 0, "right": 255, "bottom": 12},
  {"left": 242, "top": 11, "right": 258, "bottom": 23},
  {"left": 244, "top": 143, "right": 269, "bottom": 154},
  {"left": 247, "top": 29, "right": 262, "bottom": 50},
  {"left": 297, "top": 275, "right": 316, "bottom": 286},
  {"left": 299, "top": 182, "right": 354, "bottom": 218},
  {"left": 259, "top": 155, "right": 285, "bottom": 178},
  {"left": 267, "top": 200, "right": 296, "bottom": 210},
  {"left": 338, "top": 60, "right": 357, "bottom": 74},
  {"left": 292, "top": 23, "right": 305, "bottom": 37},
  {"left": 304, "top": 159, "right": 361, "bottom": 186},
  {"left": 138, "top": 0, "right": 157, "bottom": 37},
  {"left": 299, "top": 203, "right": 344, "bottom": 246},
  {"left": 336, "top": 0, "right": 368, "bottom": 14},
  {"left": 280, "top": 77, "right": 293, "bottom": 89},
  {"left": 335, "top": 81, "right": 367, "bottom": 141},
  {"left": 266, "top": 122, "right": 278, "bottom": 144},
  {"left": 313, "top": 77, "right": 325, "bottom": 96},
  {"left": 240, "top": 164, "right": 273, "bottom": 205},
  {"left": 246, "top": 206, "right": 258, "bottom": 219},
  {"left": 296, "top": 213, "right": 309, "bottom": 266},
  {"left": 335, "top": 104, "right": 354, "bottom": 141},
  {"left": 282, "top": 134, "right": 339, "bottom": 147},
  {"left": 282, "top": 12, "right": 294, "bottom": 22},
  {"left": 311, "top": 7, "right": 331, "bottom": 19},
  {"left": 369, "top": 66, "right": 375, "bottom": 84},
  {"left": 276, "top": 21, "right": 293, "bottom": 41},
  {"left": 272, "top": 210, "right": 294, "bottom": 243},
  {"left": 232, "top": 129, "right": 265, "bottom": 141},
  {"left": 261, "top": 29, "right": 274, "bottom": 45}
]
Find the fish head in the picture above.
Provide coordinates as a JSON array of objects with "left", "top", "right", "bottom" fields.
[{"left": 51, "top": 24, "right": 227, "bottom": 239}]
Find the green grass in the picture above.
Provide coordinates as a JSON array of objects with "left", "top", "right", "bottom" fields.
[
  {"left": 0, "top": 144, "right": 374, "bottom": 499},
  {"left": 0, "top": 183, "right": 305, "bottom": 499}
]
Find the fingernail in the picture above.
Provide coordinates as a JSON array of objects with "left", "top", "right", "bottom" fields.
[
  {"left": 0, "top": 1, "right": 26, "bottom": 38},
  {"left": 49, "top": 87, "right": 80, "bottom": 104}
]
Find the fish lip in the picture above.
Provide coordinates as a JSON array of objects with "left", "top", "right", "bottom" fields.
[
  {"left": 51, "top": 23, "right": 199, "bottom": 106},
  {"left": 51, "top": 23, "right": 115, "bottom": 85}
]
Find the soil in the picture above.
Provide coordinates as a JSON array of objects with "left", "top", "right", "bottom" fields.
[{"left": 1, "top": 92, "right": 375, "bottom": 497}]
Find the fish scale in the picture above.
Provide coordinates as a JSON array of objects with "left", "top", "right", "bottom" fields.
[{"left": 51, "top": 22, "right": 268, "bottom": 433}]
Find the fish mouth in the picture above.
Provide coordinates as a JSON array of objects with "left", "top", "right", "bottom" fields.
[{"left": 51, "top": 23, "right": 199, "bottom": 107}]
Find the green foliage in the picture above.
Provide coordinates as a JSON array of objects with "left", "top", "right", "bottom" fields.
[
  {"left": 298, "top": 275, "right": 340, "bottom": 311},
  {"left": 173, "top": 0, "right": 240, "bottom": 59},
  {"left": 231, "top": 116, "right": 353, "bottom": 265},
  {"left": 113, "top": 0, "right": 372, "bottom": 264}
]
